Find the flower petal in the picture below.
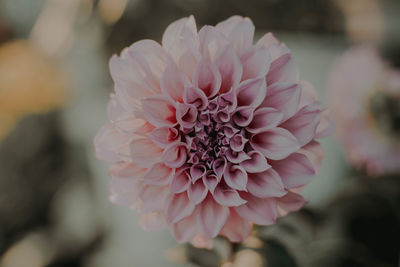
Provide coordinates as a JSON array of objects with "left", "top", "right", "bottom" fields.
[
  {"left": 250, "top": 127, "right": 300, "bottom": 160},
  {"left": 298, "top": 140, "right": 324, "bottom": 174},
  {"left": 149, "top": 127, "right": 180, "bottom": 148},
  {"left": 198, "top": 25, "right": 229, "bottom": 61},
  {"left": 281, "top": 102, "right": 321, "bottom": 146},
  {"left": 240, "top": 150, "right": 271, "bottom": 173},
  {"left": 139, "top": 185, "right": 169, "bottom": 212},
  {"left": 142, "top": 95, "right": 177, "bottom": 127},
  {"left": 232, "top": 106, "right": 254, "bottom": 127},
  {"left": 214, "top": 45, "right": 243, "bottom": 93},
  {"left": 213, "top": 186, "right": 247, "bottom": 207},
  {"left": 220, "top": 209, "right": 251, "bottom": 242},
  {"left": 176, "top": 103, "right": 198, "bottom": 129},
  {"left": 171, "top": 214, "right": 197, "bottom": 243},
  {"left": 271, "top": 153, "right": 316, "bottom": 189},
  {"left": 247, "top": 107, "right": 284, "bottom": 134},
  {"left": 166, "top": 193, "right": 195, "bottom": 223},
  {"left": 247, "top": 169, "right": 286, "bottom": 198},
  {"left": 235, "top": 193, "right": 278, "bottom": 225},
  {"left": 188, "top": 179, "right": 208, "bottom": 204},
  {"left": 224, "top": 163, "right": 248, "bottom": 191},
  {"left": 235, "top": 78, "right": 267, "bottom": 108},
  {"left": 144, "top": 163, "right": 173, "bottom": 186},
  {"left": 130, "top": 137, "right": 163, "bottom": 167},
  {"left": 161, "top": 64, "right": 191, "bottom": 102},
  {"left": 193, "top": 59, "right": 222, "bottom": 98},
  {"left": 162, "top": 142, "right": 188, "bottom": 168},
  {"left": 140, "top": 212, "right": 167, "bottom": 231},
  {"left": 261, "top": 82, "right": 301, "bottom": 121},
  {"left": 315, "top": 109, "right": 334, "bottom": 138},
  {"left": 170, "top": 169, "right": 191, "bottom": 193},
  {"left": 183, "top": 86, "right": 208, "bottom": 110},
  {"left": 190, "top": 164, "right": 207, "bottom": 183},
  {"left": 276, "top": 191, "right": 306, "bottom": 216},
  {"left": 240, "top": 47, "right": 271, "bottom": 80},
  {"left": 213, "top": 157, "right": 227, "bottom": 179},
  {"left": 196, "top": 196, "right": 229, "bottom": 238},
  {"left": 203, "top": 172, "right": 219, "bottom": 193}
]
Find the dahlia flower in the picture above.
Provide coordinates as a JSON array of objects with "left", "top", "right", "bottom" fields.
[
  {"left": 95, "top": 15, "right": 330, "bottom": 245},
  {"left": 328, "top": 46, "right": 400, "bottom": 175}
]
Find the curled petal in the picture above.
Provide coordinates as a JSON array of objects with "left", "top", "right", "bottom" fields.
[
  {"left": 166, "top": 193, "right": 195, "bottom": 223},
  {"left": 220, "top": 209, "right": 251, "bottom": 242},
  {"left": 188, "top": 179, "right": 208, "bottom": 204},
  {"left": 226, "top": 149, "right": 251, "bottom": 164},
  {"left": 190, "top": 164, "right": 207, "bottom": 183},
  {"left": 224, "top": 163, "right": 248, "bottom": 191},
  {"left": 218, "top": 89, "right": 238, "bottom": 112},
  {"left": 215, "top": 107, "right": 231, "bottom": 123},
  {"left": 142, "top": 95, "right": 177, "bottom": 127},
  {"left": 144, "top": 163, "right": 173, "bottom": 186},
  {"left": 196, "top": 196, "right": 229, "bottom": 238},
  {"left": 261, "top": 82, "right": 301, "bottom": 121},
  {"left": 203, "top": 171, "right": 219, "bottom": 193},
  {"left": 176, "top": 103, "right": 198, "bottom": 129},
  {"left": 223, "top": 125, "right": 240, "bottom": 138},
  {"left": 235, "top": 78, "right": 267, "bottom": 108},
  {"left": 235, "top": 193, "right": 278, "bottom": 225},
  {"left": 162, "top": 143, "right": 188, "bottom": 168},
  {"left": 183, "top": 86, "right": 208, "bottom": 110},
  {"left": 250, "top": 128, "right": 300, "bottom": 160},
  {"left": 171, "top": 169, "right": 191, "bottom": 193},
  {"left": 149, "top": 127, "right": 179, "bottom": 148},
  {"left": 247, "top": 169, "right": 286, "bottom": 198},
  {"left": 130, "top": 137, "right": 163, "bottom": 167},
  {"left": 213, "top": 157, "right": 227, "bottom": 179},
  {"left": 193, "top": 59, "right": 222, "bottom": 98},
  {"left": 214, "top": 45, "right": 243, "bottom": 93},
  {"left": 271, "top": 153, "right": 316, "bottom": 189},
  {"left": 247, "top": 107, "right": 283, "bottom": 134},
  {"left": 240, "top": 47, "right": 271, "bottom": 80},
  {"left": 230, "top": 134, "right": 248, "bottom": 152},
  {"left": 161, "top": 64, "right": 191, "bottom": 102},
  {"left": 240, "top": 150, "right": 271, "bottom": 173},
  {"left": 213, "top": 186, "right": 247, "bottom": 207},
  {"left": 281, "top": 102, "right": 321, "bottom": 146},
  {"left": 232, "top": 106, "right": 254, "bottom": 127}
]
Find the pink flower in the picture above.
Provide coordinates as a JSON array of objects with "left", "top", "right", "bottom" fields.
[
  {"left": 327, "top": 46, "right": 400, "bottom": 176},
  {"left": 95, "top": 15, "right": 330, "bottom": 245}
]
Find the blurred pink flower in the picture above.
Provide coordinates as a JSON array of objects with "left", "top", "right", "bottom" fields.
[
  {"left": 95, "top": 15, "right": 330, "bottom": 245},
  {"left": 328, "top": 46, "right": 400, "bottom": 175}
]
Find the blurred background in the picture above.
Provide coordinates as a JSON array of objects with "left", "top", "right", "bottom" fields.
[{"left": 0, "top": 0, "right": 399, "bottom": 266}]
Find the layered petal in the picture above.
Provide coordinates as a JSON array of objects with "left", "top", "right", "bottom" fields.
[{"left": 196, "top": 196, "right": 230, "bottom": 238}]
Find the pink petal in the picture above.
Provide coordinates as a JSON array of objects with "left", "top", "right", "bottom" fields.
[
  {"left": 216, "top": 16, "right": 254, "bottom": 54},
  {"left": 247, "top": 169, "right": 286, "bottom": 198},
  {"left": 240, "top": 47, "right": 270, "bottom": 80},
  {"left": 161, "top": 64, "right": 191, "bottom": 102},
  {"left": 171, "top": 214, "right": 197, "bottom": 243},
  {"left": 139, "top": 185, "right": 169, "bottom": 212},
  {"left": 94, "top": 123, "right": 131, "bottom": 163},
  {"left": 149, "top": 127, "right": 180, "bottom": 148},
  {"left": 176, "top": 103, "right": 198, "bottom": 129},
  {"left": 130, "top": 137, "right": 163, "bottom": 167},
  {"left": 170, "top": 169, "right": 191, "bottom": 193},
  {"left": 213, "top": 157, "right": 227, "bottom": 179},
  {"left": 162, "top": 142, "right": 188, "bottom": 168},
  {"left": 218, "top": 89, "right": 238, "bottom": 112},
  {"left": 142, "top": 95, "right": 177, "bottom": 127},
  {"left": 261, "top": 82, "right": 301, "bottom": 121},
  {"left": 166, "top": 193, "right": 195, "bottom": 223},
  {"left": 250, "top": 127, "right": 300, "bottom": 160},
  {"left": 144, "top": 163, "right": 173, "bottom": 186},
  {"left": 198, "top": 25, "right": 229, "bottom": 61},
  {"left": 235, "top": 193, "right": 278, "bottom": 225},
  {"left": 230, "top": 134, "right": 248, "bottom": 152},
  {"left": 281, "top": 102, "right": 321, "bottom": 146},
  {"left": 190, "top": 164, "right": 207, "bottom": 182},
  {"left": 183, "top": 86, "right": 208, "bottom": 110},
  {"left": 298, "top": 140, "right": 324, "bottom": 174},
  {"left": 240, "top": 150, "right": 271, "bottom": 173},
  {"left": 315, "top": 109, "right": 334, "bottom": 138},
  {"left": 203, "top": 172, "right": 219, "bottom": 193},
  {"left": 232, "top": 106, "right": 254, "bottom": 127},
  {"left": 188, "top": 179, "right": 208, "bottom": 204},
  {"left": 226, "top": 149, "right": 251, "bottom": 164},
  {"left": 109, "top": 162, "right": 147, "bottom": 179},
  {"left": 214, "top": 45, "right": 243, "bottom": 93},
  {"left": 140, "top": 212, "right": 167, "bottom": 231},
  {"left": 256, "top": 32, "right": 280, "bottom": 48},
  {"left": 276, "top": 191, "right": 306, "bottom": 216},
  {"left": 193, "top": 59, "right": 222, "bottom": 98},
  {"left": 196, "top": 196, "right": 229, "bottom": 238},
  {"left": 213, "top": 186, "right": 247, "bottom": 207},
  {"left": 271, "top": 153, "right": 316, "bottom": 189},
  {"left": 299, "top": 80, "right": 318, "bottom": 108},
  {"left": 220, "top": 209, "right": 251, "bottom": 242},
  {"left": 247, "top": 107, "right": 284, "bottom": 134},
  {"left": 223, "top": 125, "right": 240, "bottom": 138},
  {"left": 191, "top": 233, "right": 213, "bottom": 249},
  {"left": 224, "top": 163, "right": 248, "bottom": 191},
  {"left": 235, "top": 78, "right": 267, "bottom": 108},
  {"left": 267, "top": 54, "right": 299, "bottom": 85}
]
